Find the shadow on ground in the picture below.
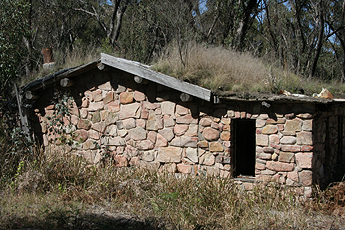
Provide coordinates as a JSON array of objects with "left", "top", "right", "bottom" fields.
[{"left": 5, "top": 211, "right": 166, "bottom": 230}]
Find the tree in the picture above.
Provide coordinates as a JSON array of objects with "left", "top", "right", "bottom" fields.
[
  {"left": 325, "top": 0, "right": 345, "bottom": 82},
  {"left": 75, "top": 0, "right": 131, "bottom": 47},
  {"left": 0, "top": 0, "right": 30, "bottom": 98}
]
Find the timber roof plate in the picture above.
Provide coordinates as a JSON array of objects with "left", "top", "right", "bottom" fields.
[
  {"left": 22, "top": 53, "right": 213, "bottom": 102},
  {"left": 100, "top": 53, "right": 212, "bottom": 101}
]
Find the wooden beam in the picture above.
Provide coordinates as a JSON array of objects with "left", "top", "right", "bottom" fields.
[
  {"left": 213, "top": 96, "right": 220, "bottom": 104},
  {"left": 134, "top": 76, "right": 148, "bottom": 84},
  {"left": 97, "top": 62, "right": 105, "bottom": 70},
  {"left": 180, "top": 93, "right": 193, "bottom": 102},
  {"left": 60, "top": 78, "right": 74, "bottom": 87},
  {"left": 15, "top": 83, "right": 31, "bottom": 141},
  {"left": 25, "top": 91, "right": 39, "bottom": 100},
  {"left": 101, "top": 53, "right": 212, "bottom": 102}
]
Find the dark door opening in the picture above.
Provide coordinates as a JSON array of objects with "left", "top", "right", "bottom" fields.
[{"left": 234, "top": 119, "right": 256, "bottom": 177}]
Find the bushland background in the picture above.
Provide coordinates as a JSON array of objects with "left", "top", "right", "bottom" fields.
[{"left": 1, "top": 0, "right": 345, "bottom": 229}]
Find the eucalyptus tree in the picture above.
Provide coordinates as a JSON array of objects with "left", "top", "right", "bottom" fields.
[
  {"left": 0, "top": 0, "right": 30, "bottom": 97},
  {"left": 324, "top": 0, "right": 345, "bottom": 82},
  {"left": 200, "top": 0, "right": 260, "bottom": 50},
  {"left": 75, "top": 0, "right": 131, "bottom": 47}
]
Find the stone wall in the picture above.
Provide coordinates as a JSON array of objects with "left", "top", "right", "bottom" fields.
[
  {"left": 313, "top": 106, "right": 345, "bottom": 188},
  {"left": 30, "top": 68, "right": 345, "bottom": 194}
]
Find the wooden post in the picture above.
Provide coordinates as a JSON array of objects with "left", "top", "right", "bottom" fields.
[
  {"left": 14, "top": 83, "right": 31, "bottom": 141},
  {"left": 60, "top": 78, "right": 74, "bottom": 87}
]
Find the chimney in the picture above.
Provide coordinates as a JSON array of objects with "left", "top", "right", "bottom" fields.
[{"left": 42, "top": 48, "right": 55, "bottom": 70}]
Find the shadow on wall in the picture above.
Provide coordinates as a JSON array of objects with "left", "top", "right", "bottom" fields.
[{"left": 30, "top": 67, "right": 199, "bottom": 147}]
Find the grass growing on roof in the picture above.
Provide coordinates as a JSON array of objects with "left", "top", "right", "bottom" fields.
[{"left": 152, "top": 42, "right": 345, "bottom": 97}]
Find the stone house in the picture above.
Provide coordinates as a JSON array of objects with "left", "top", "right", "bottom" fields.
[{"left": 22, "top": 53, "right": 345, "bottom": 195}]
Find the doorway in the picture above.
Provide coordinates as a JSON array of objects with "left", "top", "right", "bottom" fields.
[{"left": 233, "top": 119, "right": 256, "bottom": 177}]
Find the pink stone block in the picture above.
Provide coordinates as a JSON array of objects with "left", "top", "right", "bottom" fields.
[
  {"left": 270, "top": 143, "right": 281, "bottom": 150},
  {"left": 176, "top": 104, "right": 190, "bottom": 115},
  {"left": 84, "top": 90, "right": 93, "bottom": 101},
  {"left": 114, "top": 155, "right": 129, "bottom": 167},
  {"left": 200, "top": 117, "right": 212, "bottom": 127},
  {"left": 107, "top": 100, "right": 120, "bottom": 113},
  {"left": 269, "top": 134, "right": 280, "bottom": 144},
  {"left": 88, "top": 129, "right": 99, "bottom": 140},
  {"left": 81, "top": 98, "right": 90, "bottom": 108},
  {"left": 262, "top": 125, "right": 278, "bottom": 134},
  {"left": 136, "top": 140, "right": 154, "bottom": 150},
  {"left": 285, "top": 113, "right": 295, "bottom": 119},
  {"left": 287, "top": 171, "right": 299, "bottom": 182},
  {"left": 103, "top": 92, "right": 115, "bottom": 104},
  {"left": 148, "top": 131, "right": 157, "bottom": 143},
  {"left": 256, "top": 134, "right": 268, "bottom": 146},
  {"left": 299, "top": 170, "right": 313, "bottom": 186},
  {"left": 280, "top": 136, "right": 297, "bottom": 145},
  {"left": 296, "top": 131, "right": 313, "bottom": 145},
  {"left": 88, "top": 101, "right": 104, "bottom": 111},
  {"left": 174, "top": 124, "right": 189, "bottom": 136},
  {"left": 256, "top": 119, "right": 266, "bottom": 128},
  {"left": 77, "top": 119, "right": 91, "bottom": 130},
  {"left": 177, "top": 164, "right": 192, "bottom": 174},
  {"left": 281, "top": 145, "right": 300, "bottom": 152},
  {"left": 295, "top": 152, "right": 312, "bottom": 168},
  {"left": 137, "top": 119, "right": 146, "bottom": 128},
  {"left": 223, "top": 124, "right": 230, "bottom": 131},
  {"left": 285, "top": 118, "right": 302, "bottom": 132},
  {"left": 176, "top": 114, "right": 198, "bottom": 124},
  {"left": 202, "top": 127, "right": 220, "bottom": 141},
  {"left": 142, "top": 101, "right": 158, "bottom": 110},
  {"left": 156, "top": 133, "right": 168, "bottom": 147},
  {"left": 93, "top": 89, "right": 103, "bottom": 102},
  {"left": 120, "top": 92, "right": 134, "bottom": 104},
  {"left": 301, "top": 145, "right": 313, "bottom": 152},
  {"left": 223, "top": 141, "right": 231, "bottom": 148},
  {"left": 134, "top": 90, "right": 146, "bottom": 101},
  {"left": 266, "top": 161, "right": 294, "bottom": 172},
  {"left": 73, "top": 129, "right": 88, "bottom": 142},
  {"left": 141, "top": 109, "right": 149, "bottom": 119},
  {"left": 277, "top": 124, "right": 284, "bottom": 131},
  {"left": 255, "top": 162, "right": 266, "bottom": 170},
  {"left": 211, "top": 122, "right": 218, "bottom": 129}
]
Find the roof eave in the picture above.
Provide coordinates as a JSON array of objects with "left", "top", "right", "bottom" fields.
[{"left": 100, "top": 53, "right": 212, "bottom": 102}]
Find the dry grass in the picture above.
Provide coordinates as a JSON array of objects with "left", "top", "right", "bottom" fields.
[
  {"left": 1, "top": 147, "right": 345, "bottom": 229},
  {"left": 152, "top": 42, "right": 345, "bottom": 97},
  {"left": 19, "top": 41, "right": 345, "bottom": 97},
  {"left": 20, "top": 44, "right": 117, "bottom": 88}
]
